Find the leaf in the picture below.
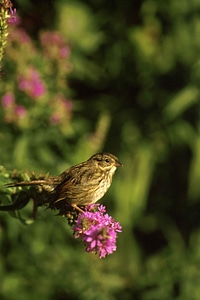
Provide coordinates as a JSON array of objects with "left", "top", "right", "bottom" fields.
[{"left": 164, "top": 86, "right": 199, "bottom": 120}]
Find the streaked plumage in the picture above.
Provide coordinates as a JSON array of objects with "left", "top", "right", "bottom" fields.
[{"left": 5, "top": 153, "right": 122, "bottom": 212}]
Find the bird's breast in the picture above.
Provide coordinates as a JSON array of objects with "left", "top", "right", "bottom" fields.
[{"left": 92, "top": 174, "right": 112, "bottom": 202}]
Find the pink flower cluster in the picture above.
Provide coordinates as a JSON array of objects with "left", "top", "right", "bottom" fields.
[
  {"left": 1, "top": 92, "right": 27, "bottom": 124},
  {"left": 73, "top": 204, "right": 122, "bottom": 258},
  {"left": 1, "top": 17, "right": 73, "bottom": 130},
  {"left": 18, "top": 67, "right": 46, "bottom": 99},
  {"left": 40, "top": 31, "right": 70, "bottom": 60}
]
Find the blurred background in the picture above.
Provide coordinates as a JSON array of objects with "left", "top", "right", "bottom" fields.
[{"left": 1, "top": 0, "right": 200, "bottom": 299}]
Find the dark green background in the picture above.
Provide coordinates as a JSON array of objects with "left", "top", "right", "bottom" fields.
[{"left": 1, "top": 0, "right": 200, "bottom": 299}]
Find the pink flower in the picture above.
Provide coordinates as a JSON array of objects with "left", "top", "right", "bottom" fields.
[
  {"left": 1, "top": 92, "right": 15, "bottom": 107},
  {"left": 1, "top": 93, "right": 27, "bottom": 124},
  {"left": 73, "top": 204, "right": 122, "bottom": 258},
  {"left": 40, "top": 31, "right": 70, "bottom": 59},
  {"left": 59, "top": 47, "right": 70, "bottom": 59},
  {"left": 15, "top": 105, "right": 27, "bottom": 118},
  {"left": 7, "top": 7, "right": 18, "bottom": 24},
  {"left": 18, "top": 67, "right": 46, "bottom": 99},
  {"left": 50, "top": 113, "right": 61, "bottom": 124},
  {"left": 10, "top": 28, "right": 31, "bottom": 44}
]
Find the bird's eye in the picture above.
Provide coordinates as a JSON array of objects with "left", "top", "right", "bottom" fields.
[{"left": 105, "top": 158, "right": 110, "bottom": 163}]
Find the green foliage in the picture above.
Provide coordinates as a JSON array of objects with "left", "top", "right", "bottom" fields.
[{"left": 1, "top": 0, "right": 200, "bottom": 299}]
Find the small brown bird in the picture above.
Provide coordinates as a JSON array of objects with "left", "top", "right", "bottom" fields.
[{"left": 5, "top": 153, "right": 122, "bottom": 212}]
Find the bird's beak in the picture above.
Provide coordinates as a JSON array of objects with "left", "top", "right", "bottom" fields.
[{"left": 115, "top": 160, "right": 123, "bottom": 167}]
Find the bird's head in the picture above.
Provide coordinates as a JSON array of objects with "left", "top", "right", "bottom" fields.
[{"left": 88, "top": 152, "right": 122, "bottom": 173}]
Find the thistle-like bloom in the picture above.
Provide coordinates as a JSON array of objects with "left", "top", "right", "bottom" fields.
[{"left": 73, "top": 204, "right": 122, "bottom": 258}]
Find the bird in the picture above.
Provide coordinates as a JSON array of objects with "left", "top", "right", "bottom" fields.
[{"left": 4, "top": 152, "right": 122, "bottom": 213}]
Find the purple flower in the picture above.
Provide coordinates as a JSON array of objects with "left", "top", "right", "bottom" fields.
[
  {"left": 7, "top": 7, "right": 18, "bottom": 24},
  {"left": 73, "top": 204, "right": 122, "bottom": 258}
]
